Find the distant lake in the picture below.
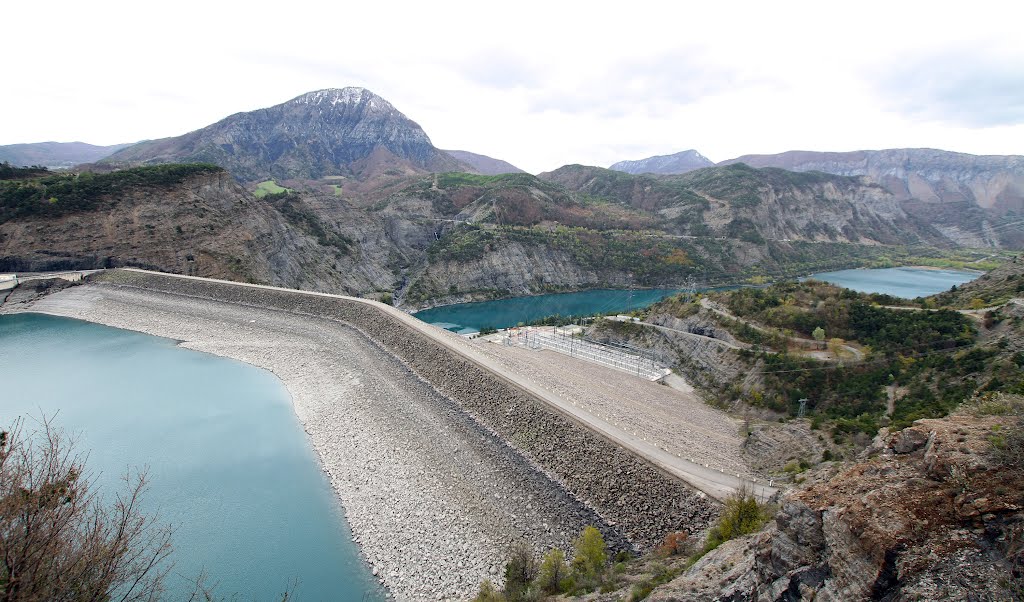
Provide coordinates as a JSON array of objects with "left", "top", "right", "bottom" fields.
[
  {"left": 808, "top": 266, "right": 979, "bottom": 298},
  {"left": 0, "top": 313, "right": 383, "bottom": 601},
  {"left": 414, "top": 266, "right": 983, "bottom": 333},
  {"left": 413, "top": 288, "right": 689, "bottom": 333}
]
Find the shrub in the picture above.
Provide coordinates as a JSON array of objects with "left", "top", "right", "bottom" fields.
[
  {"left": 1, "top": 163, "right": 222, "bottom": 223},
  {"left": 472, "top": 580, "right": 506, "bottom": 602},
  {"left": 655, "top": 531, "right": 691, "bottom": 557},
  {"left": 0, "top": 418, "right": 173, "bottom": 601},
  {"left": 969, "top": 392, "right": 1024, "bottom": 417},
  {"left": 503, "top": 542, "right": 539, "bottom": 601},
  {"left": 992, "top": 421, "right": 1024, "bottom": 469},
  {"left": 571, "top": 526, "right": 608, "bottom": 588},
  {"left": 535, "top": 548, "right": 570, "bottom": 594},
  {"left": 698, "top": 490, "right": 772, "bottom": 558}
]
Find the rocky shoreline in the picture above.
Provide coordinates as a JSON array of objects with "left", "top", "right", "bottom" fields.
[{"left": 4, "top": 270, "right": 717, "bottom": 600}]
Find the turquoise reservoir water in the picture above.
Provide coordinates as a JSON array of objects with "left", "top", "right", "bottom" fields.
[
  {"left": 808, "top": 267, "right": 979, "bottom": 298},
  {"left": 414, "top": 267, "right": 981, "bottom": 332},
  {"left": 0, "top": 313, "right": 383, "bottom": 601},
  {"left": 413, "top": 288, "right": 686, "bottom": 333}
]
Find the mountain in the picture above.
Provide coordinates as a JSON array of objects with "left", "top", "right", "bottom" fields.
[
  {"left": 541, "top": 163, "right": 947, "bottom": 246},
  {"left": 720, "top": 148, "right": 1024, "bottom": 215},
  {"left": 609, "top": 149, "right": 714, "bottom": 175},
  {"left": 443, "top": 150, "right": 524, "bottom": 175},
  {"left": 103, "top": 88, "right": 469, "bottom": 182},
  {"left": 381, "top": 164, "right": 982, "bottom": 306},
  {"left": 0, "top": 141, "right": 133, "bottom": 169},
  {"left": 3, "top": 158, "right": 1018, "bottom": 310}
]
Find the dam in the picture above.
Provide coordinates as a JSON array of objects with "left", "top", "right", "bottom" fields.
[{"left": 3, "top": 269, "right": 757, "bottom": 599}]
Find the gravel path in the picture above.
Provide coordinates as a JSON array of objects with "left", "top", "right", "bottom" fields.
[
  {"left": 468, "top": 341, "right": 753, "bottom": 479},
  {"left": 15, "top": 285, "right": 622, "bottom": 601}
]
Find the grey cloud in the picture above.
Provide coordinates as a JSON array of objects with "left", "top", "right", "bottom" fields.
[{"left": 876, "top": 48, "right": 1024, "bottom": 127}]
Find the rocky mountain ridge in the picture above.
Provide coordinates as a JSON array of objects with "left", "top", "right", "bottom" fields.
[
  {"left": 368, "top": 166, "right": 993, "bottom": 307},
  {"left": 720, "top": 148, "right": 1024, "bottom": 215},
  {"left": 609, "top": 149, "right": 714, "bottom": 175},
  {"left": 4, "top": 158, "right": 1020, "bottom": 309},
  {"left": 540, "top": 163, "right": 943, "bottom": 245},
  {"left": 102, "top": 88, "right": 470, "bottom": 182}
]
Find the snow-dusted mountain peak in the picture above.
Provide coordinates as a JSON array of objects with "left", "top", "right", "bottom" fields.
[{"left": 291, "top": 87, "right": 392, "bottom": 109}]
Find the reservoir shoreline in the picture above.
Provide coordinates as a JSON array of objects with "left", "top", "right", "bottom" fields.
[
  {"left": 2, "top": 270, "right": 716, "bottom": 600},
  {"left": 0, "top": 312, "right": 381, "bottom": 600},
  {"left": 413, "top": 265, "right": 981, "bottom": 333}
]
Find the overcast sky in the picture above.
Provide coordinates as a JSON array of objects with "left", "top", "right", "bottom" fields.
[{"left": 3, "top": 1, "right": 1022, "bottom": 173}]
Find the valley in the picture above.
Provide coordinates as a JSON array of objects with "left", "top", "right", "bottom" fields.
[{"left": 2, "top": 83, "right": 1023, "bottom": 602}]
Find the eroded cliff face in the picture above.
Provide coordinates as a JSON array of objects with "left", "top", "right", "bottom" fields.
[
  {"left": 0, "top": 171, "right": 393, "bottom": 294},
  {"left": 699, "top": 175, "right": 922, "bottom": 245},
  {"left": 404, "top": 241, "right": 610, "bottom": 303},
  {"left": 541, "top": 164, "right": 949, "bottom": 246},
  {"left": 723, "top": 149, "right": 1024, "bottom": 215},
  {"left": 650, "top": 408, "right": 1024, "bottom": 601}
]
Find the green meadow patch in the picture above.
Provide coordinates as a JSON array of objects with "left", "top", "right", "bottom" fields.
[{"left": 253, "top": 180, "right": 290, "bottom": 198}]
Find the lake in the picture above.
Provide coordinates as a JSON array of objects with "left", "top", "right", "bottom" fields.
[
  {"left": 413, "top": 288, "right": 687, "bottom": 333},
  {"left": 0, "top": 313, "right": 383, "bottom": 601},
  {"left": 808, "top": 266, "right": 979, "bottom": 298},
  {"left": 413, "top": 267, "right": 981, "bottom": 332}
]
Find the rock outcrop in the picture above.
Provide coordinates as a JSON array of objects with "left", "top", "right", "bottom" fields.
[{"left": 649, "top": 407, "right": 1024, "bottom": 600}]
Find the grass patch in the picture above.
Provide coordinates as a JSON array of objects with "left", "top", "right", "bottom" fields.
[{"left": 253, "top": 180, "right": 290, "bottom": 198}]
